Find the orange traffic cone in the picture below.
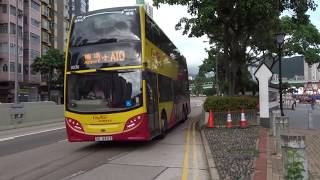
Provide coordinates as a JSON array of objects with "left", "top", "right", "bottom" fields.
[
  {"left": 226, "top": 110, "right": 232, "bottom": 128},
  {"left": 240, "top": 108, "right": 248, "bottom": 128},
  {"left": 208, "top": 110, "right": 214, "bottom": 128}
]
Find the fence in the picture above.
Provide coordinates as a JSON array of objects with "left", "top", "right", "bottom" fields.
[
  {"left": 203, "top": 109, "right": 258, "bottom": 128},
  {"left": 0, "top": 101, "right": 64, "bottom": 130}
]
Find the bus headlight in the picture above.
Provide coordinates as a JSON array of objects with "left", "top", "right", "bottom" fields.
[
  {"left": 124, "top": 114, "right": 143, "bottom": 131},
  {"left": 66, "top": 118, "right": 84, "bottom": 132}
]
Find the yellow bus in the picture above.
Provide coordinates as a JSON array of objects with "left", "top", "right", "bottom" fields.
[{"left": 64, "top": 6, "right": 190, "bottom": 141}]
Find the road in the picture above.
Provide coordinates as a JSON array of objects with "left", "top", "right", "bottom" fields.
[
  {"left": 284, "top": 103, "right": 320, "bottom": 129},
  {"left": 0, "top": 97, "right": 208, "bottom": 180}
]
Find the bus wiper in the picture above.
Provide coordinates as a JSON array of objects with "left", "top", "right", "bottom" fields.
[{"left": 76, "top": 38, "right": 118, "bottom": 47}]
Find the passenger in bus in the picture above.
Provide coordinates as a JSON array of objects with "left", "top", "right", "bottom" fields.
[{"left": 88, "top": 84, "right": 105, "bottom": 99}]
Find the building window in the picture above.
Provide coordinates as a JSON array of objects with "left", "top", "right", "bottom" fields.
[
  {"left": 42, "top": 30, "right": 49, "bottom": 43},
  {"left": 10, "top": 23, "right": 16, "bottom": 34},
  {"left": 30, "top": 32, "right": 40, "bottom": 44},
  {"left": 18, "top": 63, "right": 21, "bottom": 73},
  {"left": 0, "top": 4, "right": 7, "bottom": 13},
  {"left": 0, "top": 23, "right": 8, "bottom": 33},
  {"left": 10, "top": 43, "right": 16, "bottom": 55},
  {"left": 42, "top": 18, "right": 50, "bottom": 30},
  {"left": 31, "top": 18, "right": 40, "bottom": 27},
  {"left": 18, "top": 26, "right": 22, "bottom": 37},
  {"left": 18, "top": 9, "right": 22, "bottom": 17},
  {"left": 10, "top": 5, "right": 16, "bottom": 16},
  {"left": 31, "top": 0, "right": 40, "bottom": 11},
  {"left": 10, "top": 62, "right": 15, "bottom": 72},
  {"left": 41, "top": 5, "right": 49, "bottom": 17},
  {"left": 30, "top": 49, "right": 40, "bottom": 60},
  {"left": 42, "top": 45, "right": 49, "bottom": 54},
  {"left": 0, "top": 42, "right": 8, "bottom": 53},
  {"left": 3, "top": 63, "right": 8, "bottom": 72}
]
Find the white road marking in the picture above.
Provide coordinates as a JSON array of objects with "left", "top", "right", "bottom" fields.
[
  {"left": 0, "top": 126, "right": 65, "bottom": 142},
  {"left": 0, "top": 137, "right": 14, "bottom": 142},
  {"left": 58, "top": 139, "right": 68, "bottom": 143},
  {"left": 61, "top": 170, "right": 87, "bottom": 180}
]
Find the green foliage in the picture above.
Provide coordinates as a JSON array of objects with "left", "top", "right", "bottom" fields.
[
  {"left": 203, "top": 88, "right": 216, "bottom": 96},
  {"left": 194, "top": 74, "right": 204, "bottom": 94},
  {"left": 31, "top": 49, "right": 65, "bottom": 100},
  {"left": 203, "top": 96, "right": 258, "bottom": 112},
  {"left": 280, "top": 16, "right": 320, "bottom": 65},
  {"left": 286, "top": 149, "right": 305, "bottom": 180},
  {"left": 153, "top": 0, "right": 319, "bottom": 95}
]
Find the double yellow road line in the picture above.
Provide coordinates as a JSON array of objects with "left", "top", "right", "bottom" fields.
[{"left": 181, "top": 121, "right": 199, "bottom": 180}]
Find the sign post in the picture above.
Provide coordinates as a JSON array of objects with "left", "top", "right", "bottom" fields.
[{"left": 254, "top": 63, "right": 273, "bottom": 128}]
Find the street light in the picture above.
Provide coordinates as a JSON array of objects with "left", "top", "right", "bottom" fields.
[
  {"left": 14, "top": 0, "right": 23, "bottom": 104},
  {"left": 11, "top": 0, "right": 24, "bottom": 122},
  {"left": 275, "top": 31, "right": 286, "bottom": 116}
]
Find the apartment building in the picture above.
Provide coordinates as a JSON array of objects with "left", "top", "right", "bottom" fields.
[
  {"left": 68, "top": 0, "right": 88, "bottom": 19},
  {"left": 40, "top": 0, "right": 57, "bottom": 54},
  {"left": 0, "top": 0, "right": 88, "bottom": 103},
  {"left": 57, "top": 0, "right": 69, "bottom": 51},
  {"left": 0, "top": 0, "right": 25, "bottom": 102}
]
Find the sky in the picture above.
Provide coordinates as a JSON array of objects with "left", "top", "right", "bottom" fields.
[{"left": 89, "top": 0, "right": 320, "bottom": 73}]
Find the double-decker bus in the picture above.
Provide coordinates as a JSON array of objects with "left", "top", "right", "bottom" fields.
[{"left": 64, "top": 6, "right": 190, "bottom": 142}]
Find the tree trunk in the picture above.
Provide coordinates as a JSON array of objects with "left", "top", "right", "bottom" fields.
[{"left": 47, "top": 71, "right": 52, "bottom": 101}]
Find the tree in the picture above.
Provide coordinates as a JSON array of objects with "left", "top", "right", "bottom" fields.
[
  {"left": 153, "top": 0, "right": 319, "bottom": 95},
  {"left": 32, "top": 49, "right": 65, "bottom": 101},
  {"left": 280, "top": 16, "right": 320, "bottom": 65},
  {"left": 193, "top": 74, "right": 205, "bottom": 95}
]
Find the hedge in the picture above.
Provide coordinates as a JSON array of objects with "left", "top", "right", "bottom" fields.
[{"left": 203, "top": 96, "right": 258, "bottom": 112}]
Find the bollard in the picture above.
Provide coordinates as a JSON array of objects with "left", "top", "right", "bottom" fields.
[
  {"left": 308, "top": 109, "right": 313, "bottom": 129},
  {"left": 271, "top": 110, "right": 281, "bottom": 137},
  {"left": 281, "top": 134, "right": 308, "bottom": 180},
  {"left": 274, "top": 116, "right": 289, "bottom": 154}
]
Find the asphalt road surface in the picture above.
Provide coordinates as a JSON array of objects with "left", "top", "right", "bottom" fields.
[
  {"left": 285, "top": 103, "right": 320, "bottom": 129},
  {"left": 0, "top": 97, "right": 209, "bottom": 180}
]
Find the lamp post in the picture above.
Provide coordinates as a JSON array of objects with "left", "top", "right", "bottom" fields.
[
  {"left": 276, "top": 32, "right": 286, "bottom": 116},
  {"left": 11, "top": 0, "right": 24, "bottom": 122},
  {"left": 14, "top": 0, "right": 23, "bottom": 104}
]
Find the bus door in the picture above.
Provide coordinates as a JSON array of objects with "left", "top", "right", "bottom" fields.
[{"left": 145, "top": 72, "right": 160, "bottom": 135}]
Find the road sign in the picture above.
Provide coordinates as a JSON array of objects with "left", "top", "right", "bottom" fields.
[
  {"left": 136, "top": 0, "right": 145, "bottom": 4},
  {"left": 254, "top": 63, "right": 273, "bottom": 122}
]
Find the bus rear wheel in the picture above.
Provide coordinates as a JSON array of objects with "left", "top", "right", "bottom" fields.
[{"left": 182, "top": 107, "right": 188, "bottom": 122}]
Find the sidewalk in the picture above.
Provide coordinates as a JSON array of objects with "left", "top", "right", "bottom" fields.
[{"left": 267, "top": 129, "right": 320, "bottom": 180}]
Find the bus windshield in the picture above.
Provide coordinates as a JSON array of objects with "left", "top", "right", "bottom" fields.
[{"left": 67, "top": 70, "right": 142, "bottom": 113}]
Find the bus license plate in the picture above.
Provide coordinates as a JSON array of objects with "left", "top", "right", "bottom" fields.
[{"left": 95, "top": 136, "right": 113, "bottom": 141}]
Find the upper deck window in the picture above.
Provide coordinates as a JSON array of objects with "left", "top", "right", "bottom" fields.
[{"left": 70, "top": 7, "right": 141, "bottom": 47}]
